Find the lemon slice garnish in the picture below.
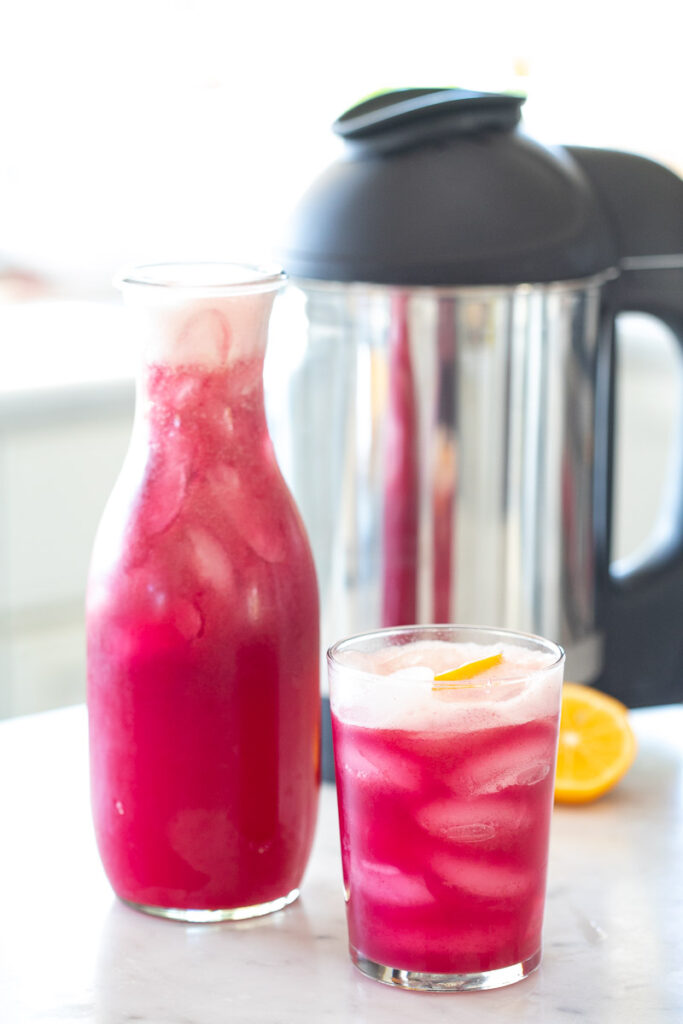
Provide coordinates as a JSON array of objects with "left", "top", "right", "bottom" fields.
[{"left": 432, "top": 652, "right": 503, "bottom": 689}]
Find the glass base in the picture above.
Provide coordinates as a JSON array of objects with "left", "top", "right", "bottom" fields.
[
  {"left": 123, "top": 887, "right": 300, "bottom": 923},
  {"left": 350, "top": 945, "right": 541, "bottom": 992}
]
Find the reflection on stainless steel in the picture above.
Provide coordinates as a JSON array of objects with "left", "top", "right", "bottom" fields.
[
  {"left": 382, "top": 293, "right": 418, "bottom": 626},
  {"left": 267, "top": 276, "right": 609, "bottom": 687}
]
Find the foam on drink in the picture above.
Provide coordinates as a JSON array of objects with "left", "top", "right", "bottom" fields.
[
  {"left": 120, "top": 264, "right": 280, "bottom": 369},
  {"left": 330, "top": 639, "right": 562, "bottom": 731}
]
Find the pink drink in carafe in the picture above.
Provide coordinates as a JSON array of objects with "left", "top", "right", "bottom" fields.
[{"left": 87, "top": 265, "right": 320, "bottom": 919}]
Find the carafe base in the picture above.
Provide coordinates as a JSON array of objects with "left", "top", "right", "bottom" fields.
[
  {"left": 350, "top": 945, "right": 541, "bottom": 992},
  {"left": 123, "top": 887, "right": 299, "bottom": 923}
]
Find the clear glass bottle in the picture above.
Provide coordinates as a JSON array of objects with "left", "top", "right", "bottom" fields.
[{"left": 87, "top": 263, "right": 320, "bottom": 921}]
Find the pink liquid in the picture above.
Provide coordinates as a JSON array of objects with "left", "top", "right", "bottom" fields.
[
  {"left": 87, "top": 358, "right": 320, "bottom": 911},
  {"left": 332, "top": 706, "right": 558, "bottom": 974}
]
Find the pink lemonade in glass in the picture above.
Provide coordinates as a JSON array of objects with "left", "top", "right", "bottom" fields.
[
  {"left": 87, "top": 264, "right": 320, "bottom": 921},
  {"left": 328, "top": 625, "right": 564, "bottom": 991}
]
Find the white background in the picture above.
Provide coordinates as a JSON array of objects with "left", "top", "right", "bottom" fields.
[
  {"left": 0, "top": 0, "right": 681, "bottom": 716},
  {"left": 0, "top": 0, "right": 681, "bottom": 292}
]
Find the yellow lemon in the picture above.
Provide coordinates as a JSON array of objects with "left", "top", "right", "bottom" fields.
[{"left": 555, "top": 682, "right": 637, "bottom": 804}]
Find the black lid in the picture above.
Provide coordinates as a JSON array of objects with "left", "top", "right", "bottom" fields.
[{"left": 278, "top": 88, "right": 619, "bottom": 286}]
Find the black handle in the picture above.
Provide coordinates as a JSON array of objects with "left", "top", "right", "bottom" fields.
[
  {"left": 568, "top": 146, "right": 683, "bottom": 706},
  {"left": 599, "top": 290, "right": 683, "bottom": 707}
]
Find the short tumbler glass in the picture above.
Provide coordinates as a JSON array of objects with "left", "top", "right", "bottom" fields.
[{"left": 327, "top": 624, "right": 565, "bottom": 992}]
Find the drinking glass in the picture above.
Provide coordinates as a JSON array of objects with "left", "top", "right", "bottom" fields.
[{"left": 328, "top": 624, "right": 564, "bottom": 991}]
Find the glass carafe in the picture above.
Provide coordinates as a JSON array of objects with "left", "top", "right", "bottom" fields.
[{"left": 87, "top": 263, "right": 320, "bottom": 921}]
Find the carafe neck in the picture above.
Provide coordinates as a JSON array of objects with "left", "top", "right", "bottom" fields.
[{"left": 117, "top": 263, "right": 284, "bottom": 455}]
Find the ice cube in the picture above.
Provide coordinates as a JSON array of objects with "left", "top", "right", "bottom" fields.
[
  {"left": 416, "top": 794, "right": 525, "bottom": 839},
  {"left": 439, "top": 822, "right": 497, "bottom": 843},
  {"left": 470, "top": 760, "right": 550, "bottom": 795},
  {"left": 388, "top": 666, "right": 435, "bottom": 682},
  {"left": 176, "top": 308, "right": 231, "bottom": 366},
  {"left": 144, "top": 459, "right": 188, "bottom": 535},
  {"left": 338, "top": 743, "right": 419, "bottom": 793},
  {"left": 353, "top": 859, "right": 435, "bottom": 908},
  {"left": 449, "top": 733, "right": 554, "bottom": 797},
  {"left": 213, "top": 465, "right": 288, "bottom": 564},
  {"left": 516, "top": 762, "right": 551, "bottom": 787},
  {"left": 188, "top": 527, "right": 234, "bottom": 593},
  {"left": 375, "top": 643, "right": 446, "bottom": 675},
  {"left": 430, "top": 849, "right": 534, "bottom": 900}
]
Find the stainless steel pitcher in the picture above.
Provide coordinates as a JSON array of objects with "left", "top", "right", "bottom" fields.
[{"left": 271, "top": 89, "right": 683, "bottom": 710}]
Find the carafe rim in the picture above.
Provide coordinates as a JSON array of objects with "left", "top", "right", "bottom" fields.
[{"left": 115, "top": 261, "right": 285, "bottom": 296}]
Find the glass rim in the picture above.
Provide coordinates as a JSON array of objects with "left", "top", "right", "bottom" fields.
[
  {"left": 114, "top": 261, "right": 286, "bottom": 295},
  {"left": 327, "top": 623, "right": 565, "bottom": 686}
]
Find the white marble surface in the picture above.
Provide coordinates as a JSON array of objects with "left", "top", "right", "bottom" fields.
[{"left": 0, "top": 704, "right": 681, "bottom": 1023}]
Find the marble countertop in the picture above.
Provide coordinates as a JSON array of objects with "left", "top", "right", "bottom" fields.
[{"left": 1, "top": 703, "right": 681, "bottom": 1023}]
